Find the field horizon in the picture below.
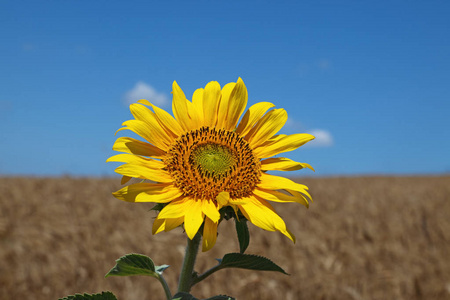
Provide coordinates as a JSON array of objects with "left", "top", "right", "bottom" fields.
[{"left": 1, "top": 175, "right": 449, "bottom": 299}]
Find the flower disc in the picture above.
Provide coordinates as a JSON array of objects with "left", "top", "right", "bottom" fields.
[{"left": 164, "top": 126, "right": 261, "bottom": 201}]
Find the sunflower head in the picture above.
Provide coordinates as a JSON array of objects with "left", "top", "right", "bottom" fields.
[{"left": 108, "top": 78, "right": 315, "bottom": 251}]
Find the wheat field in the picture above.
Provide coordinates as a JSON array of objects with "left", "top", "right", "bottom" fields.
[{"left": 1, "top": 176, "right": 449, "bottom": 300}]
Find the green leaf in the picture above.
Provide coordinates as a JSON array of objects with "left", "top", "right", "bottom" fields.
[
  {"left": 205, "top": 295, "right": 235, "bottom": 300},
  {"left": 150, "top": 203, "right": 167, "bottom": 212},
  {"left": 59, "top": 291, "right": 117, "bottom": 300},
  {"left": 172, "top": 292, "right": 199, "bottom": 300},
  {"left": 172, "top": 293, "right": 234, "bottom": 300},
  {"left": 234, "top": 218, "right": 249, "bottom": 254},
  {"left": 218, "top": 253, "right": 288, "bottom": 275},
  {"left": 105, "top": 253, "right": 169, "bottom": 278},
  {"left": 191, "top": 253, "right": 288, "bottom": 287}
]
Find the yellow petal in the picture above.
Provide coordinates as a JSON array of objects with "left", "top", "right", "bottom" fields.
[
  {"left": 137, "top": 99, "right": 183, "bottom": 136},
  {"left": 253, "top": 188, "right": 309, "bottom": 207},
  {"left": 202, "top": 217, "right": 218, "bottom": 252},
  {"left": 112, "top": 137, "right": 166, "bottom": 158},
  {"left": 224, "top": 77, "right": 248, "bottom": 130},
  {"left": 202, "top": 199, "right": 220, "bottom": 223},
  {"left": 236, "top": 102, "right": 275, "bottom": 136},
  {"left": 191, "top": 88, "right": 204, "bottom": 124},
  {"left": 136, "top": 186, "right": 183, "bottom": 203},
  {"left": 158, "top": 198, "right": 191, "bottom": 219},
  {"left": 253, "top": 133, "right": 315, "bottom": 158},
  {"left": 114, "top": 164, "right": 173, "bottom": 182},
  {"left": 216, "top": 191, "right": 230, "bottom": 207},
  {"left": 216, "top": 192, "right": 250, "bottom": 207},
  {"left": 164, "top": 216, "right": 185, "bottom": 232},
  {"left": 153, "top": 216, "right": 185, "bottom": 234},
  {"left": 121, "top": 175, "right": 131, "bottom": 185},
  {"left": 152, "top": 218, "right": 166, "bottom": 234},
  {"left": 260, "top": 157, "right": 315, "bottom": 172},
  {"left": 117, "top": 119, "right": 169, "bottom": 151},
  {"left": 107, "top": 154, "right": 165, "bottom": 169},
  {"left": 229, "top": 197, "right": 251, "bottom": 205},
  {"left": 130, "top": 104, "right": 175, "bottom": 146},
  {"left": 202, "top": 81, "right": 221, "bottom": 127},
  {"left": 184, "top": 200, "right": 205, "bottom": 240},
  {"left": 245, "top": 108, "right": 288, "bottom": 148},
  {"left": 238, "top": 197, "right": 295, "bottom": 242},
  {"left": 258, "top": 173, "right": 309, "bottom": 193},
  {"left": 286, "top": 228, "right": 296, "bottom": 244},
  {"left": 216, "top": 82, "right": 236, "bottom": 129},
  {"left": 259, "top": 133, "right": 286, "bottom": 145},
  {"left": 287, "top": 188, "right": 312, "bottom": 203},
  {"left": 172, "top": 81, "right": 191, "bottom": 131},
  {"left": 186, "top": 99, "right": 203, "bottom": 130},
  {"left": 112, "top": 182, "right": 172, "bottom": 202}
]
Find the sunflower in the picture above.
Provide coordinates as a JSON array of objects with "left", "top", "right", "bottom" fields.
[{"left": 108, "top": 78, "right": 315, "bottom": 251}]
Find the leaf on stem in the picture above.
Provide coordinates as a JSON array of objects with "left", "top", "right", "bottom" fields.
[
  {"left": 105, "top": 253, "right": 169, "bottom": 278},
  {"left": 191, "top": 253, "right": 288, "bottom": 287},
  {"left": 59, "top": 291, "right": 117, "bottom": 300},
  {"left": 217, "top": 253, "right": 288, "bottom": 275},
  {"left": 172, "top": 293, "right": 235, "bottom": 300},
  {"left": 234, "top": 218, "right": 249, "bottom": 253},
  {"left": 204, "top": 295, "right": 236, "bottom": 300},
  {"left": 172, "top": 292, "right": 199, "bottom": 300}
]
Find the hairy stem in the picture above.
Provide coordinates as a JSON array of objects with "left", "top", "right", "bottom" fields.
[{"left": 177, "top": 233, "right": 201, "bottom": 293}]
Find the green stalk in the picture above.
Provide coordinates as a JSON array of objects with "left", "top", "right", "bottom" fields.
[
  {"left": 191, "top": 264, "right": 221, "bottom": 287},
  {"left": 177, "top": 233, "right": 201, "bottom": 293},
  {"left": 157, "top": 274, "right": 172, "bottom": 300}
]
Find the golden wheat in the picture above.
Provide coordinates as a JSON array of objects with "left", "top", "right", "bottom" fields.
[{"left": 1, "top": 176, "right": 449, "bottom": 299}]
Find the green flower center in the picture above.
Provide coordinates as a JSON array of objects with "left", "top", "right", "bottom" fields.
[{"left": 191, "top": 144, "right": 236, "bottom": 177}]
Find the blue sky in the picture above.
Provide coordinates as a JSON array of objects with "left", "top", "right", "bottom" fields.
[{"left": 1, "top": 1, "right": 449, "bottom": 176}]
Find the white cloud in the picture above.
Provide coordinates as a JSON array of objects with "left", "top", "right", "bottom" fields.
[
  {"left": 281, "top": 120, "right": 333, "bottom": 147},
  {"left": 307, "top": 129, "right": 334, "bottom": 147},
  {"left": 123, "top": 81, "right": 168, "bottom": 106}
]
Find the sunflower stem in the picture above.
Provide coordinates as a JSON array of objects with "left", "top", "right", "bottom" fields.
[{"left": 177, "top": 232, "right": 201, "bottom": 293}]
